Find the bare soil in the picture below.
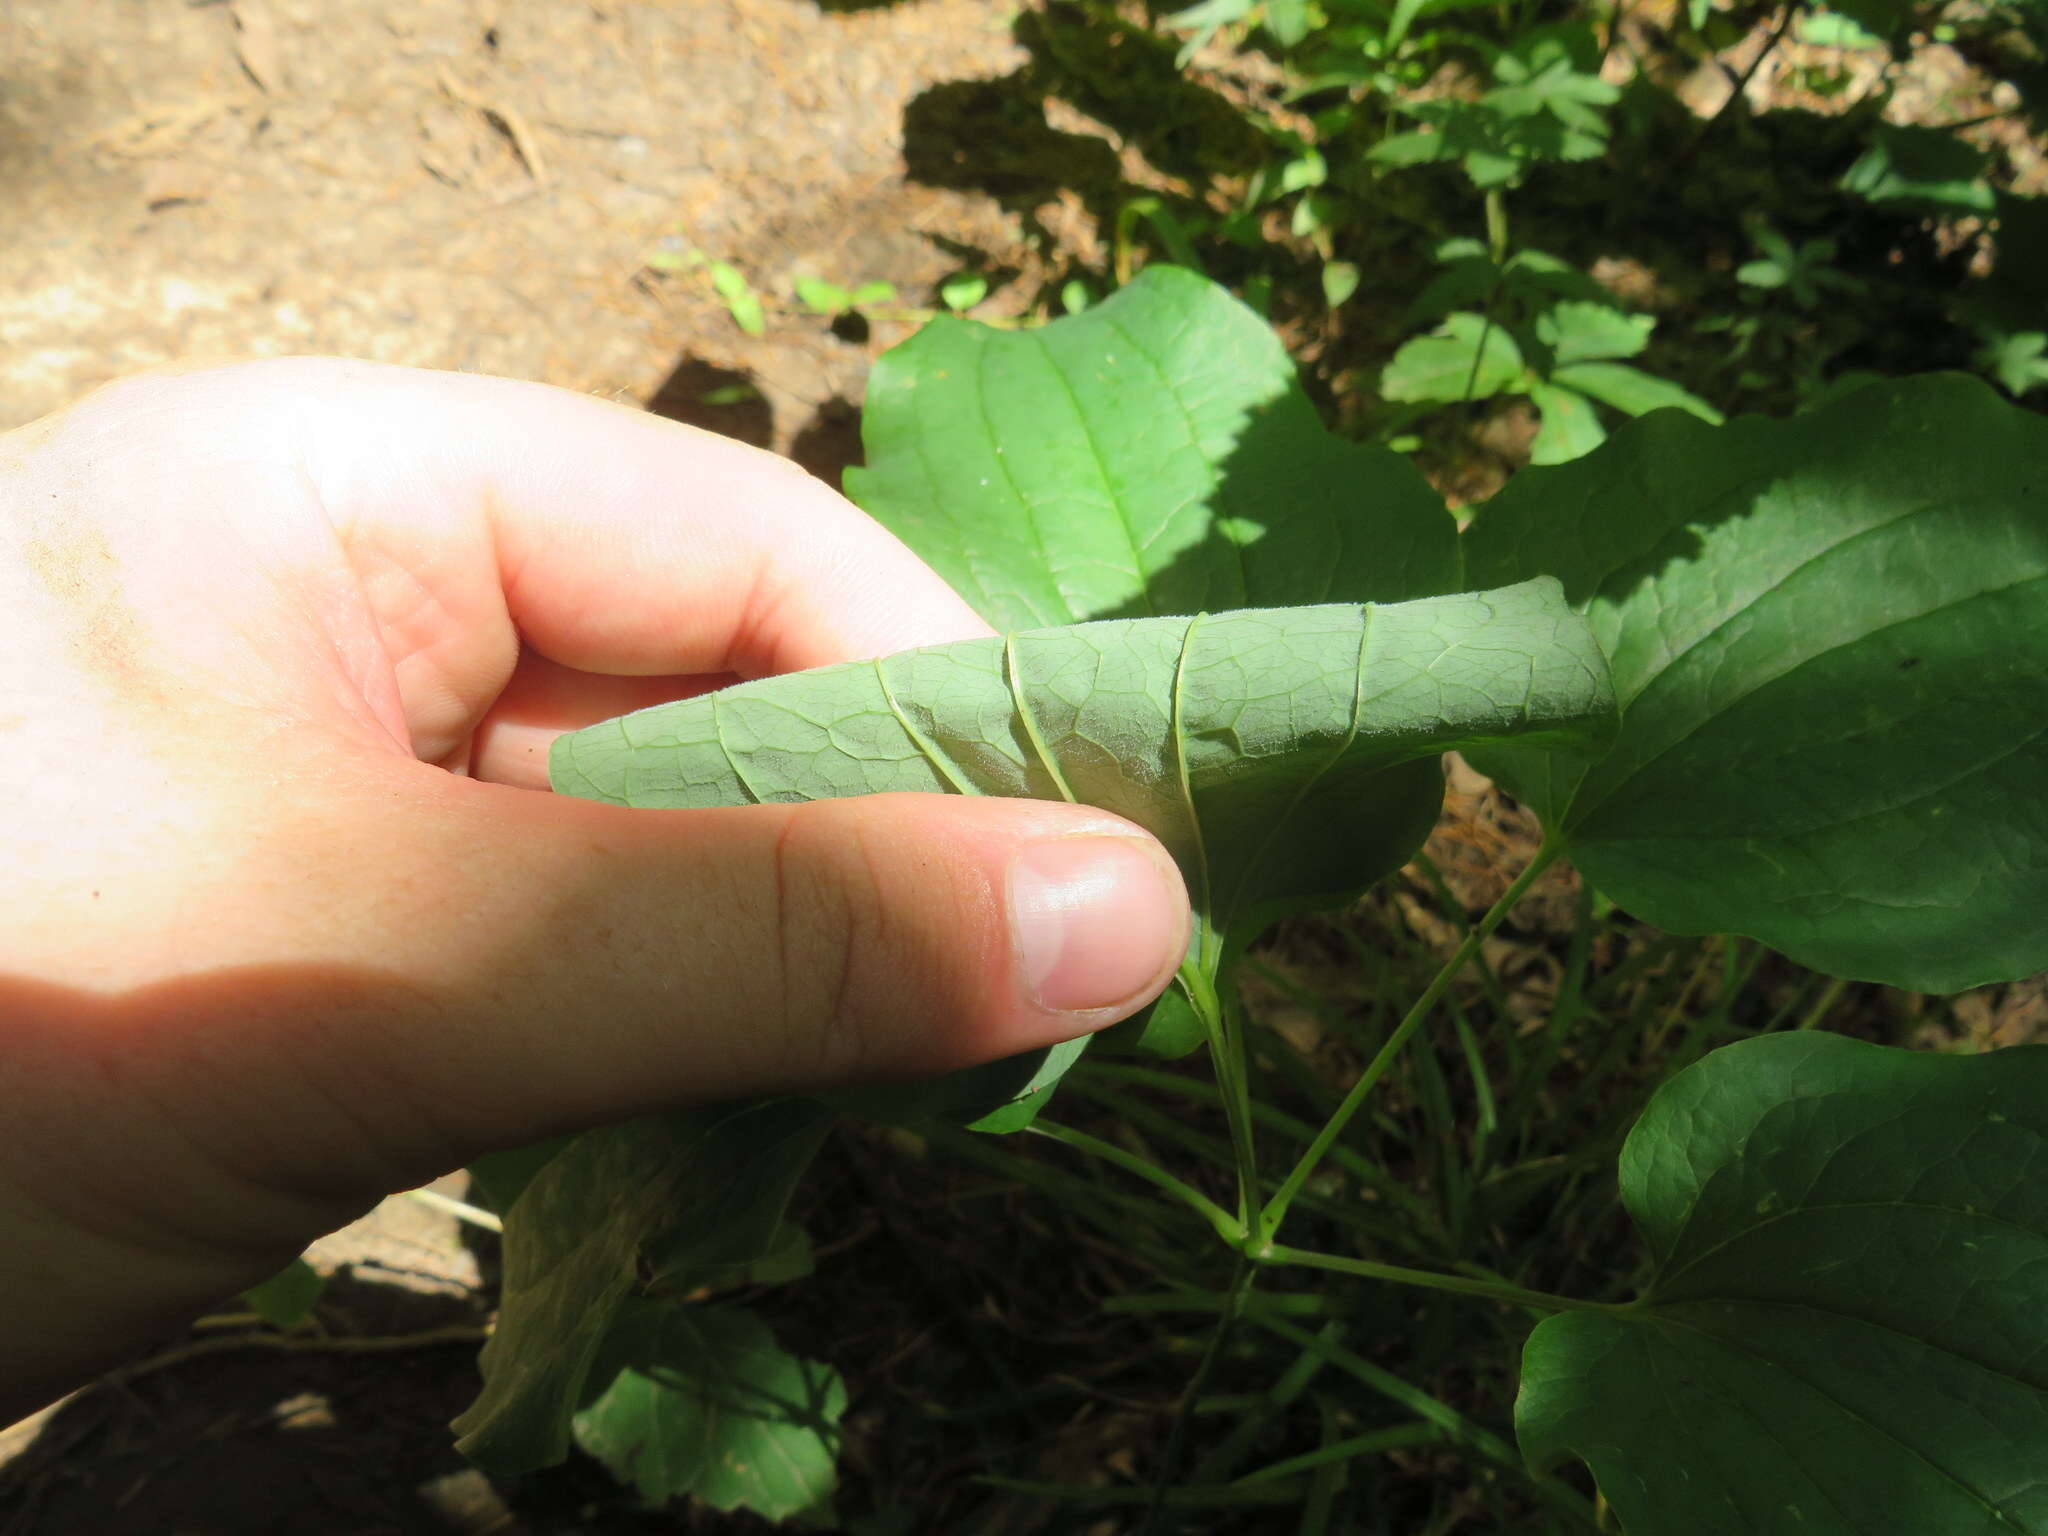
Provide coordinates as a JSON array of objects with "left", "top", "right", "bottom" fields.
[{"left": 0, "top": 0, "right": 1031, "bottom": 469}]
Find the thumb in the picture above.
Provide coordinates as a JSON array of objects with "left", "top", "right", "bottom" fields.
[{"left": 293, "top": 766, "right": 1191, "bottom": 1178}]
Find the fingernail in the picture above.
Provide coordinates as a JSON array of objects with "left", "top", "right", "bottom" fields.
[{"left": 1008, "top": 836, "right": 1188, "bottom": 1014}]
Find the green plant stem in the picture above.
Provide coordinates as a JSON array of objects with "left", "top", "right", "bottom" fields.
[
  {"left": 1259, "top": 836, "right": 1565, "bottom": 1244},
  {"left": 1233, "top": 1421, "right": 1440, "bottom": 1485},
  {"left": 1796, "top": 975, "right": 1850, "bottom": 1030},
  {"left": 1244, "top": 1303, "right": 1600, "bottom": 1530},
  {"left": 1261, "top": 1242, "right": 1605, "bottom": 1313},
  {"left": 1483, "top": 188, "right": 1509, "bottom": 267},
  {"left": 1461, "top": 194, "right": 1511, "bottom": 414},
  {"left": 1073, "top": 1061, "right": 1439, "bottom": 1231},
  {"left": 1029, "top": 1120, "right": 1245, "bottom": 1244},
  {"left": 1681, "top": 4, "right": 1796, "bottom": 160},
  {"left": 1184, "top": 959, "right": 1265, "bottom": 1235}
]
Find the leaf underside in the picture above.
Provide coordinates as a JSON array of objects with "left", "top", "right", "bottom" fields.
[
  {"left": 1520, "top": 1032, "right": 2048, "bottom": 1535},
  {"left": 551, "top": 583, "right": 1616, "bottom": 948}
]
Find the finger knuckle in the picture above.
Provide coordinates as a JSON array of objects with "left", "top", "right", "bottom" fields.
[{"left": 769, "top": 802, "right": 886, "bottom": 1082}]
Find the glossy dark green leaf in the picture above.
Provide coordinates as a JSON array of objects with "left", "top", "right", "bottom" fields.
[
  {"left": 1520, "top": 1031, "right": 2048, "bottom": 1535},
  {"left": 846, "top": 265, "right": 1456, "bottom": 630},
  {"left": 1464, "top": 373, "right": 2048, "bottom": 990}
]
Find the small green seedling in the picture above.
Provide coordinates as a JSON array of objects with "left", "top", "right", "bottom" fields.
[
  {"left": 708, "top": 261, "right": 766, "bottom": 337},
  {"left": 794, "top": 277, "right": 898, "bottom": 318}
]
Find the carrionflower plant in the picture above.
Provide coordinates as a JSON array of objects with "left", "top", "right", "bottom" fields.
[{"left": 450, "top": 268, "right": 2048, "bottom": 1533}]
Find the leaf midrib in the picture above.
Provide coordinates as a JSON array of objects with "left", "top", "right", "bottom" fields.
[
  {"left": 1103, "top": 310, "right": 1254, "bottom": 608},
  {"left": 1575, "top": 507, "right": 2048, "bottom": 831},
  {"left": 1585, "top": 715, "right": 2048, "bottom": 853},
  {"left": 1216, "top": 605, "right": 1377, "bottom": 936},
  {"left": 1643, "top": 1303, "right": 2039, "bottom": 1522},
  {"left": 1032, "top": 325, "right": 1156, "bottom": 619},
  {"left": 970, "top": 331, "right": 1067, "bottom": 628},
  {"left": 1657, "top": 1195, "right": 2048, "bottom": 1307}
]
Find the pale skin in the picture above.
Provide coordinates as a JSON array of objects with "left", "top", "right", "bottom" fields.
[{"left": 0, "top": 359, "right": 1191, "bottom": 1424}]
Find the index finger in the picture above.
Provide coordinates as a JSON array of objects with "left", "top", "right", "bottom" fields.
[{"left": 288, "top": 359, "right": 994, "bottom": 679}]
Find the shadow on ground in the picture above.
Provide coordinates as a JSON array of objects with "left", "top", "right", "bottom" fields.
[
  {"left": 898, "top": 1, "right": 1266, "bottom": 278},
  {"left": 0, "top": 1274, "right": 487, "bottom": 1536},
  {"left": 645, "top": 356, "right": 866, "bottom": 494}
]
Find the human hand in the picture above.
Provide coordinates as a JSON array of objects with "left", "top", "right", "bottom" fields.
[{"left": 0, "top": 360, "right": 1190, "bottom": 1421}]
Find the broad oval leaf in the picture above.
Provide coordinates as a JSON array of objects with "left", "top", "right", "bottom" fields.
[
  {"left": 1520, "top": 1031, "right": 2048, "bottom": 1535},
  {"left": 1464, "top": 373, "right": 2048, "bottom": 991},
  {"left": 550, "top": 582, "right": 1616, "bottom": 949},
  {"left": 845, "top": 264, "right": 1457, "bottom": 628},
  {"left": 572, "top": 1301, "right": 846, "bottom": 1522}
]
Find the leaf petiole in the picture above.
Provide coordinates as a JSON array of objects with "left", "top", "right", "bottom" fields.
[
  {"left": 1259, "top": 1242, "right": 1610, "bottom": 1314},
  {"left": 1258, "top": 835, "right": 1565, "bottom": 1243},
  {"left": 1177, "top": 955, "right": 1266, "bottom": 1236},
  {"left": 1027, "top": 1119, "right": 1246, "bottom": 1245}
]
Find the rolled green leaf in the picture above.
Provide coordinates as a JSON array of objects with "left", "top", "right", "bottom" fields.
[{"left": 553, "top": 581, "right": 1614, "bottom": 946}]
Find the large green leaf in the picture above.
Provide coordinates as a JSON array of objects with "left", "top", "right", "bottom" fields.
[
  {"left": 845, "top": 265, "right": 1456, "bottom": 629},
  {"left": 845, "top": 265, "right": 1465, "bottom": 1067},
  {"left": 1464, "top": 373, "right": 2048, "bottom": 991},
  {"left": 551, "top": 583, "right": 1616, "bottom": 953},
  {"left": 452, "top": 1101, "right": 831, "bottom": 1474},
  {"left": 1520, "top": 1031, "right": 2048, "bottom": 1535},
  {"left": 572, "top": 1302, "right": 846, "bottom": 1521}
]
